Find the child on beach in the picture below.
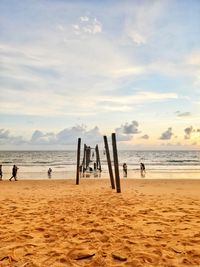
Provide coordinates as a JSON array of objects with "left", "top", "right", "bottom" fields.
[
  {"left": 48, "top": 168, "right": 52, "bottom": 178},
  {"left": 9, "top": 165, "right": 19, "bottom": 181}
]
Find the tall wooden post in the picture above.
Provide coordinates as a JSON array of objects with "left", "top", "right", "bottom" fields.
[
  {"left": 76, "top": 138, "right": 81, "bottom": 185},
  {"left": 86, "top": 146, "right": 91, "bottom": 170},
  {"left": 112, "top": 133, "right": 121, "bottom": 193},
  {"left": 103, "top": 136, "right": 115, "bottom": 189},
  {"left": 96, "top": 145, "right": 101, "bottom": 172},
  {"left": 82, "top": 144, "right": 86, "bottom": 174}
]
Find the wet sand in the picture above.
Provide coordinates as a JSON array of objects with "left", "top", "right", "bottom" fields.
[
  {"left": 2, "top": 169, "right": 200, "bottom": 180},
  {"left": 0, "top": 178, "right": 200, "bottom": 266}
]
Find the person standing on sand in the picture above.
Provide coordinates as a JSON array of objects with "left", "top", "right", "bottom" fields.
[
  {"left": 140, "top": 162, "right": 146, "bottom": 177},
  {"left": 9, "top": 165, "right": 18, "bottom": 181},
  {"left": 48, "top": 168, "right": 52, "bottom": 178},
  {"left": 0, "top": 164, "right": 2, "bottom": 180},
  {"left": 123, "top": 163, "right": 127, "bottom": 177}
]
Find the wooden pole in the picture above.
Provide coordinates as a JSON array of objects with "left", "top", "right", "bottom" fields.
[
  {"left": 112, "top": 133, "right": 121, "bottom": 193},
  {"left": 86, "top": 146, "right": 91, "bottom": 170},
  {"left": 96, "top": 145, "right": 101, "bottom": 172},
  {"left": 76, "top": 138, "right": 81, "bottom": 185},
  {"left": 82, "top": 144, "right": 86, "bottom": 174},
  {"left": 103, "top": 136, "right": 115, "bottom": 189},
  {"left": 95, "top": 145, "right": 98, "bottom": 169}
]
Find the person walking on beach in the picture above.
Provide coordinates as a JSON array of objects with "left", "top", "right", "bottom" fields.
[
  {"left": 9, "top": 165, "right": 19, "bottom": 181},
  {"left": 123, "top": 163, "right": 127, "bottom": 177},
  {"left": 0, "top": 164, "right": 2, "bottom": 180},
  {"left": 140, "top": 162, "right": 146, "bottom": 177}
]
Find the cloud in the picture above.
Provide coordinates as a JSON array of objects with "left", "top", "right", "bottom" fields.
[
  {"left": 0, "top": 129, "right": 26, "bottom": 145},
  {"left": 98, "top": 91, "right": 178, "bottom": 112},
  {"left": 30, "top": 126, "right": 103, "bottom": 146},
  {"left": 141, "top": 134, "right": 149, "bottom": 139},
  {"left": 123, "top": 121, "right": 140, "bottom": 134},
  {"left": 80, "top": 16, "right": 89, "bottom": 22},
  {"left": 31, "top": 130, "right": 56, "bottom": 145},
  {"left": 185, "top": 51, "right": 200, "bottom": 88},
  {"left": 1, "top": 0, "right": 200, "bottom": 150},
  {"left": 0, "top": 38, "right": 178, "bottom": 119},
  {"left": 187, "top": 51, "right": 200, "bottom": 66},
  {"left": 73, "top": 16, "right": 102, "bottom": 35},
  {"left": 1, "top": 31, "right": 145, "bottom": 117},
  {"left": 159, "top": 128, "right": 173, "bottom": 140},
  {"left": 0, "top": 122, "right": 140, "bottom": 147},
  {"left": 124, "top": 1, "right": 167, "bottom": 45},
  {"left": 176, "top": 111, "right": 191, "bottom": 117},
  {"left": 184, "top": 126, "right": 193, "bottom": 139},
  {"left": 0, "top": 126, "right": 104, "bottom": 147},
  {"left": 115, "top": 121, "right": 140, "bottom": 141},
  {"left": 0, "top": 129, "right": 10, "bottom": 139},
  {"left": 57, "top": 24, "right": 65, "bottom": 31}
]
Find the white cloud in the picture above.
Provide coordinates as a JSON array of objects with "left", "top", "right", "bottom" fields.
[
  {"left": 187, "top": 51, "right": 200, "bottom": 66},
  {"left": 99, "top": 91, "right": 178, "bottom": 108},
  {"left": 110, "top": 66, "right": 144, "bottom": 77},
  {"left": 73, "top": 16, "right": 102, "bottom": 35},
  {"left": 57, "top": 24, "right": 65, "bottom": 31},
  {"left": 73, "top": 24, "right": 79, "bottom": 30},
  {"left": 80, "top": 16, "right": 89, "bottom": 22},
  {"left": 124, "top": 1, "right": 166, "bottom": 45},
  {"left": 1, "top": 40, "right": 179, "bottom": 117},
  {"left": 31, "top": 130, "right": 56, "bottom": 144}
]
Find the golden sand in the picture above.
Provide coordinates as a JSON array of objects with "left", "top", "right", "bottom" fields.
[{"left": 0, "top": 178, "right": 200, "bottom": 267}]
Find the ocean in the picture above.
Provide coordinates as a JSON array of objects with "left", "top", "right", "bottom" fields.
[{"left": 0, "top": 150, "right": 200, "bottom": 180}]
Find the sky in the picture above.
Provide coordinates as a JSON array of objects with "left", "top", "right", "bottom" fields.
[{"left": 0, "top": 0, "right": 200, "bottom": 150}]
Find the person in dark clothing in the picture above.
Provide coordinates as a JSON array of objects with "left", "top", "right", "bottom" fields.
[
  {"left": 9, "top": 165, "right": 18, "bottom": 181},
  {"left": 0, "top": 164, "right": 2, "bottom": 180},
  {"left": 123, "top": 163, "right": 127, "bottom": 177},
  {"left": 48, "top": 168, "right": 52, "bottom": 178},
  {"left": 140, "top": 162, "right": 146, "bottom": 177}
]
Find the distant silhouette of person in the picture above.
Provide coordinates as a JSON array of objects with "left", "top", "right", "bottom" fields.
[
  {"left": 9, "top": 165, "right": 18, "bottom": 181},
  {"left": 79, "top": 165, "right": 82, "bottom": 172},
  {"left": 140, "top": 162, "right": 146, "bottom": 177},
  {"left": 48, "top": 168, "right": 52, "bottom": 178},
  {"left": 0, "top": 164, "right": 2, "bottom": 180},
  {"left": 94, "top": 162, "right": 97, "bottom": 171},
  {"left": 89, "top": 167, "right": 93, "bottom": 172},
  {"left": 123, "top": 163, "right": 127, "bottom": 177}
]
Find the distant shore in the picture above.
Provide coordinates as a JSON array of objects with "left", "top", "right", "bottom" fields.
[
  {"left": 1, "top": 169, "right": 200, "bottom": 180},
  {"left": 0, "top": 179, "right": 200, "bottom": 266}
]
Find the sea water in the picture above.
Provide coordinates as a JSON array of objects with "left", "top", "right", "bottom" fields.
[{"left": 0, "top": 150, "right": 200, "bottom": 179}]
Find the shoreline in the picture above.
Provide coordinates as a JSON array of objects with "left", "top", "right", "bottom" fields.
[{"left": 1, "top": 169, "right": 200, "bottom": 180}]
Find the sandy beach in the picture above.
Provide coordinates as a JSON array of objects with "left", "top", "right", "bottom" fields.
[{"left": 0, "top": 178, "right": 200, "bottom": 267}]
